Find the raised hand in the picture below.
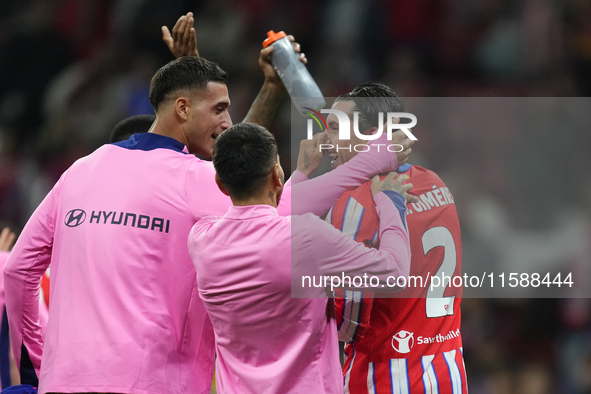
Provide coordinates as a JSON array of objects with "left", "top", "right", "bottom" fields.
[
  {"left": 297, "top": 132, "right": 327, "bottom": 177},
  {"left": 259, "top": 35, "right": 307, "bottom": 85},
  {"left": 389, "top": 129, "right": 414, "bottom": 167},
  {"left": 0, "top": 227, "right": 16, "bottom": 252},
  {"left": 243, "top": 35, "right": 308, "bottom": 128},
  {"left": 162, "top": 12, "right": 199, "bottom": 58}
]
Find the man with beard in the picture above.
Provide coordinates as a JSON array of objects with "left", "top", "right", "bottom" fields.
[{"left": 319, "top": 83, "right": 467, "bottom": 394}]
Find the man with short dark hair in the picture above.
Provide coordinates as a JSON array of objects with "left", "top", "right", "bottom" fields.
[
  {"left": 211, "top": 123, "right": 282, "bottom": 202},
  {"left": 4, "top": 55, "right": 236, "bottom": 394},
  {"left": 323, "top": 83, "right": 467, "bottom": 394},
  {"left": 189, "top": 122, "right": 413, "bottom": 394},
  {"left": 148, "top": 56, "right": 231, "bottom": 157}
]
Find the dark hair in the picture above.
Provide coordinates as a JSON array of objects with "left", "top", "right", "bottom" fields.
[
  {"left": 109, "top": 115, "right": 156, "bottom": 143},
  {"left": 149, "top": 56, "right": 228, "bottom": 111},
  {"left": 336, "top": 82, "right": 406, "bottom": 132},
  {"left": 213, "top": 122, "right": 278, "bottom": 201}
]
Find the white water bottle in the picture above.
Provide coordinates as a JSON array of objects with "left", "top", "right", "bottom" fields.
[{"left": 263, "top": 30, "right": 325, "bottom": 117}]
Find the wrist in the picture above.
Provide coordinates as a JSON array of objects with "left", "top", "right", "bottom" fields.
[
  {"left": 290, "top": 169, "right": 309, "bottom": 185},
  {"left": 297, "top": 167, "right": 314, "bottom": 178},
  {"left": 263, "top": 77, "right": 286, "bottom": 90},
  {"left": 374, "top": 190, "right": 407, "bottom": 211}
]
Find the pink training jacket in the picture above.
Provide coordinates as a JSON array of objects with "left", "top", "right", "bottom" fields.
[
  {"left": 188, "top": 191, "right": 410, "bottom": 394},
  {"left": 0, "top": 252, "right": 9, "bottom": 310},
  {"left": 3, "top": 132, "right": 399, "bottom": 394}
]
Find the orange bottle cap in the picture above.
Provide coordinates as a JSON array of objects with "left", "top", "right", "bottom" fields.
[{"left": 263, "top": 30, "right": 287, "bottom": 48}]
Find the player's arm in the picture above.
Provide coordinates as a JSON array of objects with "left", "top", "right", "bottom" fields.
[
  {"left": 284, "top": 133, "right": 416, "bottom": 217},
  {"left": 334, "top": 174, "right": 414, "bottom": 341},
  {"left": 3, "top": 183, "right": 61, "bottom": 381},
  {"left": 295, "top": 132, "right": 326, "bottom": 179},
  {"left": 297, "top": 118, "right": 415, "bottom": 179},
  {"left": 242, "top": 36, "right": 306, "bottom": 128},
  {"left": 283, "top": 133, "right": 321, "bottom": 188},
  {"left": 306, "top": 173, "right": 412, "bottom": 288},
  {"left": 335, "top": 289, "right": 374, "bottom": 343},
  {"left": 162, "top": 12, "right": 199, "bottom": 58},
  {"left": 274, "top": 132, "right": 324, "bottom": 215}
]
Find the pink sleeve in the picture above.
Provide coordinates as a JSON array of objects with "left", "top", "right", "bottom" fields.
[
  {"left": 291, "top": 133, "right": 399, "bottom": 217},
  {"left": 289, "top": 170, "right": 309, "bottom": 186},
  {"left": 186, "top": 160, "right": 232, "bottom": 220},
  {"left": 307, "top": 191, "right": 411, "bottom": 289},
  {"left": 4, "top": 185, "right": 59, "bottom": 374},
  {"left": 0, "top": 251, "right": 9, "bottom": 308}
]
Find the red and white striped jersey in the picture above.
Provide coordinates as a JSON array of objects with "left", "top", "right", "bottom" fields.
[{"left": 330, "top": 164, "right": 467, "bottom": 394}]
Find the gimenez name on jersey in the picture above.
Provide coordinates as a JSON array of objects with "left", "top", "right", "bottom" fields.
[{"left": 407, "top": 184, "right": 455, "bottom": 216}]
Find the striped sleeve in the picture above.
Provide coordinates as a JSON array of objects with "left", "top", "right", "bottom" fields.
[
  {"left": 329, "top": 198, "right": 374, "bottom": 343},
  {"left": 335, "top": 290, "right": 373, "bottom": 343}
]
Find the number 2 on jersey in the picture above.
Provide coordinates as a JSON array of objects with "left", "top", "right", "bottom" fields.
[{"left": 422, "top": 226, "right": 457, "bottom": 318}]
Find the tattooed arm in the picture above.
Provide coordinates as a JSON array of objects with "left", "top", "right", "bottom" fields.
[{"left": 243, "top": 81, "right": 286, "bottom": 129}]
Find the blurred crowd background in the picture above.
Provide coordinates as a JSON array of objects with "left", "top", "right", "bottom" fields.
[{"left": 1, "top": 0, "right": 590, "bottom": 393}]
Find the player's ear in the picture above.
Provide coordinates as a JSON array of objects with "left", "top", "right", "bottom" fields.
[
  {"left": 215, "top": 174, "right": 230, "bottom": 196},
  {"left": 174, "top": 97, "right": 190, "bottom": 121},
  {"left": 272, "top": 164, "right": 282, "bottom": 188}
]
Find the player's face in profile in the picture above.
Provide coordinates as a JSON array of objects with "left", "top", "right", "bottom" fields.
[
  {"left": 325, "top": 100, "right": 367, "bottom": 169},
  {"left": 186, "top": 82, "right": 232, "bottom": 157}
]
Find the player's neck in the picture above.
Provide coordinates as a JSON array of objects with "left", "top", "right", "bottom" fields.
[
  {"left": 150, "top": 116, "right": 190, "bottom": 149},
  {"left": 232, "top": 188, "right": 278, "bottom": 208}
]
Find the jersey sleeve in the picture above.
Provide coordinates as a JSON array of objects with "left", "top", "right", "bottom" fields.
[
  {"left": 330, "top": 191, "right": 375, "bottom": 343},
  {"left": 332, "top": 188, "right": 410, "bottom": 344},
  {"left": 0, "top": 252, "right": 9, "bottom": 308},
  {"left": 335, "top": 289, "right": 374, "bottom": 343},
  {"left": 3, "top": 180, "right": 61, "bottom": 379},
  {"left": 308, "top": 191, "right": 411, "bottom": 287},
  {"left": 289, "top": 170, "right": 309, "bottom": 186}
]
